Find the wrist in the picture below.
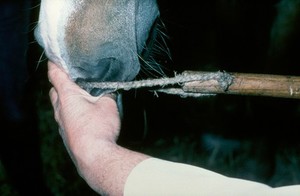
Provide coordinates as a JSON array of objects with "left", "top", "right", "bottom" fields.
[{"left": 71, "top": 138, "right": 149, "bottom": 195}]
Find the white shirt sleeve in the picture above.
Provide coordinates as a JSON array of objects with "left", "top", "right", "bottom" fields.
[{"left": 124, "top": 158, "right": 300, "bottom": 196}]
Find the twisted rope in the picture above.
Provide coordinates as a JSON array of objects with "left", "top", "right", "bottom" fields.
[{"left": 78, "top": 71, "right": 233, "bottom": 98}]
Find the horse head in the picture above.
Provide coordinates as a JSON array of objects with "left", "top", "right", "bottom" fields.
[{"left": 35, "top": 0, "right": 160, "bottom": 95}]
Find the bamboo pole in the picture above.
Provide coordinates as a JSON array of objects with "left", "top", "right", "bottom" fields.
[{"left": 183, "top": 71, "right": 300, "bottom": 99}]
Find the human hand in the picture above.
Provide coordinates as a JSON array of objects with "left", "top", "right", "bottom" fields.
[
  {"left": 48, "top": 61, "right": 149, "bottom": 195},
  {"left": 47, "top": 61, "right": 121, "bottom": 157}
]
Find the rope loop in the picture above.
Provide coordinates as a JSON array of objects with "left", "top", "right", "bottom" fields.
[{"left": 77, "top": 71, "right": 233, "bottom": 98}]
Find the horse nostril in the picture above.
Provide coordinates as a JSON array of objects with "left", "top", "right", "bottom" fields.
[
  {"left": 96, "top": 57, "right": 124, "bottom": 81},
  {"left": 74, "top": 57, "right": 124, "bottom": 82},
  {"left": 73, "top": 57, "right": 126, "bottom": 96}
]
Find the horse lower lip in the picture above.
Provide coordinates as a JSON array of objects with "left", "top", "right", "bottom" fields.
[
  {"left": 90, "top": 88, "right": 111, "bottom": 96},
  {"left": 74, "top": 78, "right": 115, "bottom": 96},
  {"left": 87, "top": 87, "right": 115, "bottom": 97}
]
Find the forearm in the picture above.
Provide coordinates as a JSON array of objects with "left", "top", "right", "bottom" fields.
[
  {"left": 47, "top": 62, "right": 149, "bottom": 195},
  {"left": 69, "top": 137, "right": 149, "bottom": 196}
]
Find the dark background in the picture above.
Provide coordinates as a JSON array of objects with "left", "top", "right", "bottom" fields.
[
  {"left": 120, "top": 0, "right": 300, "bottom": 188},
  {"left": 1, "top": 0, "right": 300, "bottom": 195}
]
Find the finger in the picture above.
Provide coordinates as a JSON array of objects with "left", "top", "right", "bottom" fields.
[
  {"left": 48, "top": 61, "right": 72, "bottom": 90},
  {"left": 49, "top": 87, "right": 58, "bottom": 108},
  {"left": 48, "top": 61, "right": 67, "bottom": 83},
  {"left": 48, "top": 61, "right": 90, "bottom": 97},
  {"left": 102, "top": 93, "right": 117, "bottom": 101},
  {"left": 49, "top": 87, "right": 60, "bottom": 122}
]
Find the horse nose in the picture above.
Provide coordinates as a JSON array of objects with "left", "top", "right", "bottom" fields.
[{"left": 73, "top": 57, "right": 127, "bottom": 96}]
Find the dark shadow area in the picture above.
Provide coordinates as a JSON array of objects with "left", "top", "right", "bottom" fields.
[{"left": 119, "top": 0, "right": 300, "bottom": 187}]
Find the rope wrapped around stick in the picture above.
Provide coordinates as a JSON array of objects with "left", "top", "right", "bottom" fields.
[{"left": 78, "top": 71, "right": 300, "bottom": 99}]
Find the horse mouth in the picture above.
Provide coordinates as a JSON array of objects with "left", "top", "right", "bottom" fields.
[{"left": 72, "top": 57, "right": 128, "bottom": 96}]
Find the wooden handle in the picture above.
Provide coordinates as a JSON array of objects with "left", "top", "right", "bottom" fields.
[{"left": 183, "top": 71, "right": 300, "bottom": 99}]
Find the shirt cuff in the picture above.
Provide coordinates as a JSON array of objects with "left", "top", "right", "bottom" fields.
[{"left": 124, "top": 158, "right": 300, "bottom": 196}]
